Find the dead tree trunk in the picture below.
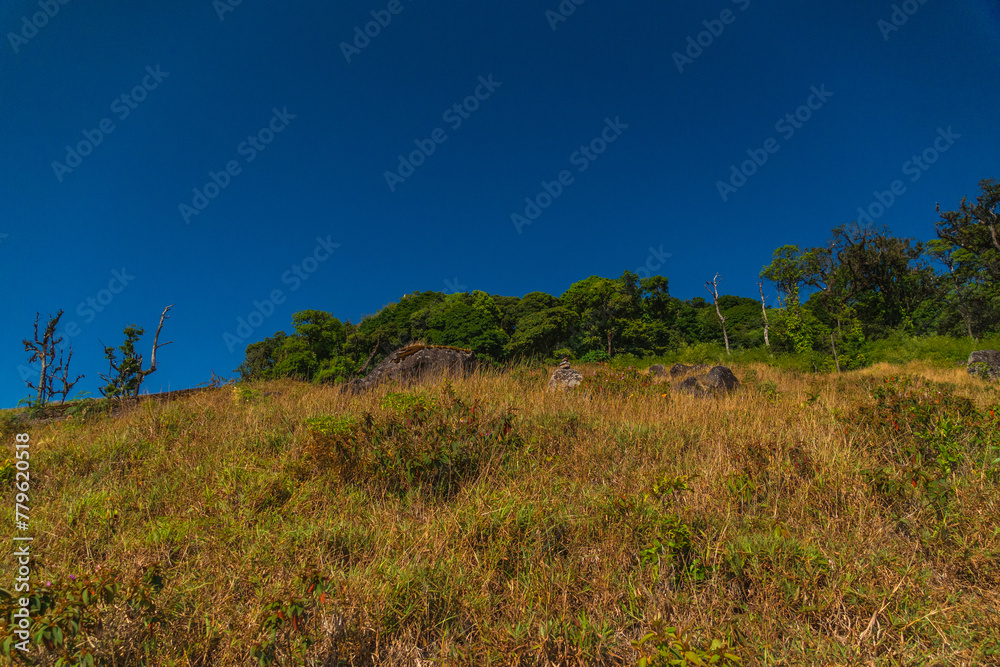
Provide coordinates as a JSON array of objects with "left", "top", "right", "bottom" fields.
[
  {"left": 23, "top": 311, "right": 82, "bottom": 406},
  {"left": 133, "top": 304, "right": 174, "bottom": 397},
  {"left": 757, "top": 280, "right": 770, "bottom": 347},
  {"left": 706, "top": 274, "right": 730, "bottom": 355}
]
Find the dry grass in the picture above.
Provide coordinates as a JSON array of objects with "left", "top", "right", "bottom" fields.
[{"left": 1, "top": 361, "right": 999, "bottom": 665}]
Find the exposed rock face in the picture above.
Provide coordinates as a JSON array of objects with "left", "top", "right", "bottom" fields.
[
  {"left": 548, "top": 361, "right": 583, "bottom": 391},
  {"left": 968, "top": 350, "right": 1000, "bottom": 380},
  {"left": 676, "top": 365, "right": 740, "bottom": 397},
  {"left": 648, "top": 364, "right": 666, "bottom": 377},
  {"left": 669, "top": 363, "right": 710, "bottom": 378},
  {"left": 344, "top": 343, "right": 477, "bottom": 393}
]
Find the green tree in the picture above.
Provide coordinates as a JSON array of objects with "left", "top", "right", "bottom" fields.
[
  {"left": 236, "top": 331, "right": 289, "bottom": 382},
  {"left": 505, "top": 306, "right": 580, "bottom": 359}
]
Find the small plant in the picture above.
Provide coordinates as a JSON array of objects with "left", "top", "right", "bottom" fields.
[
  {"left": 234, "top": 385, "right": 263, "bottom": 404},
  {"left": 62, "top": 394, "right": 110, "bottom": 422},
  {"left": 250, "top": 565, "right": 333, "bottom": 666},
  {"left": 634, "top": 617, "right": 741, "bottom": 666},
  {"left": 644, "top": 473, "right": 697, "bottom": 505}
]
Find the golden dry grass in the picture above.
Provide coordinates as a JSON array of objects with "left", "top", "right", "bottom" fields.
[{"left": 1, "top": 361, "right": 999, "bottom": 665}]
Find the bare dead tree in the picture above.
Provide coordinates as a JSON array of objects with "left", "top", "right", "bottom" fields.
[
  {"left": 705, "top": 274, "right": 730, "bottom": 356},
  {"left": 757, "top": 280, "right": 770, "bottom": 348},
  {"left": 52, "top": 345, "right": 84, "bottom": 403},
  {"left": 133, "top": 304, "right": 174, "bottom": 396},
  {"left": 23, "top": 310, "right": 83, "bottom": 406}
]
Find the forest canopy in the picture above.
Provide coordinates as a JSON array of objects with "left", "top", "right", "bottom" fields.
[{"left": 237, "top": 178, "right": 1000, "bottom": 382}]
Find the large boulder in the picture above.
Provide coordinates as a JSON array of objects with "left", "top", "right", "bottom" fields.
[
  {"left": 344, "top": 343, "right": 477, "bottom": 393},
  {"left": 705, "top": 366, "right": 740, "bottom": 391},
  {"left": 968, "top": 350, "right": 1000, "bottom": 380},
  {"left": 648, "top": 364, "right": 666, "bottom": 378},
  {"left": 548, "top": 360, "right": 583, "bottom": 391},
  {"left": 676, "top": 365, "right": 740, "bottom": 397}
]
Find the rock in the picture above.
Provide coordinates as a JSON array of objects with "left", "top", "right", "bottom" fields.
[
  {"left": 344, "top": 343, "right": 478, "bottom": 393},
  {"left": 669, "top": 363, "right": 710, "bottom": 378},
  {"left": 678, "top": 375, "right": 709, "bottom": 397},
  {"left": 968, "top": 350, "right": 1000, "bottom": 380},
  {"left": 548, "top": 364, "right": 583, "bottom": 391},
  {"left": 705, "top": 366, "right": 740, "bottom": 392},
  {"left": 648, "top": 364, "right": 666, "bottom": 377},
  {"left": 675, "top": 365, "right": 740, "bottom": 397}
]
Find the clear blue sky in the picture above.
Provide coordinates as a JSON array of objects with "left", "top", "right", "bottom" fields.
[{"left": 2, "top": 1, "right": 999, "bottom": 407}]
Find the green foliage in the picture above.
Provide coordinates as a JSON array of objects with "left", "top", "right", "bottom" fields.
[
  {"left": 231, "top": 178, "right": 1000, "bottom": 384},
  {"left": 635, "top": 619, "right": 741, "bottom": 666},
  {"left": 580, "top": 350, "right": 610, "bottom": 363},
  {"left": 236, "top": 331, "right": 288, "bottom": 382},
  {"left": 0, "top": 564, "right": 165, "bottom": 664},
  {"left": 505, "top": 306, "right": 580, "bottom": 360},
  {"left": 99, "top": 325, "right": 145, "bottom": 398}
]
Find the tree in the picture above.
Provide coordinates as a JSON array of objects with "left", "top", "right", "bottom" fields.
[
  {"left": 561, "top": 272, "right": 644, "bottom": 355},
  {"left": 100, "top": 305, "right": 174, "bottom": 398},
  {"left": 236, "top": 331, "right": 289, "bottom": 381},
  {"left": 760, "top": 245, "right": 805, "bottom": 306},
  {"left": 22, "top": 310, "right": 83, "bottom": 406},
  {"left": 705, "top": 274, "right": 731, "bottom": 355},
  {"left": 505, "top": 306, "right": 580, "bottom": 359},
  {"left": 757, "top": 281, "right": 770, "bottom": 347},
  {"left": 935, "top": 178, "right": 1000, "bottom": 282},
  {"left": 933, "top": 179, "right": 1000, "bottom": 334},
  {"left": 925, "top": 240, "right": 977, "bottom": 339}
]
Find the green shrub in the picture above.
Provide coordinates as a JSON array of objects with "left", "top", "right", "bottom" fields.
[{"left": 580, "top": 350, "right": 610, "bottom": 363}]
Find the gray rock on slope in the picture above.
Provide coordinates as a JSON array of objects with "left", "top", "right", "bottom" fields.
[
  {"left": 968, "top": 350, "right": 1000, "bottom": 380},
  {"left": 677, "top": 365, "right": 740, "bottom": 397},
  {"left": 344, "top": 343, "right": 477, "bottom": 393}
]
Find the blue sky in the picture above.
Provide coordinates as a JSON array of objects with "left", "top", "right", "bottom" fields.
[{"left": 2, "top": 0, "right": 999, "bottom": 406}]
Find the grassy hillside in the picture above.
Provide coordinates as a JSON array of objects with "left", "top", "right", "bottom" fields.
[{"left": 1, "top": 361, "right": 999, "bottom": 665}]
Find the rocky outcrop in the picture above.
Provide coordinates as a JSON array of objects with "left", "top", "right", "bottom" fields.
[
  {"left": 676, "top": 365, "right": 740, "bottom": 397},
  {"left": 648, "top": 364, "right": 666, "bottom": 378},
  {"left": 548, "top": 359, "right": 583, "bottom": 391},
  {"left": 344, "top": 343, "right": 478, "bottom": 393},
  {"left": 968, "top": 350, "right": 1000, "bottom": 380},
  {"left": 669, "top": 363, "right": 710, "bottom": 379}
]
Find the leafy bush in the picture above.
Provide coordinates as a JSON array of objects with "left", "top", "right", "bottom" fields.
[
  {"left": 846, "top": 375, "right": 998, "bottom": 520},
  {"left": 580, "top": 350, "right": 609, "bottom": 363}
]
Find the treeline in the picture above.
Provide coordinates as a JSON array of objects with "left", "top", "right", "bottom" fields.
[{"left": 237, "top": 178, "right": 1000, "bottom": 381}]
